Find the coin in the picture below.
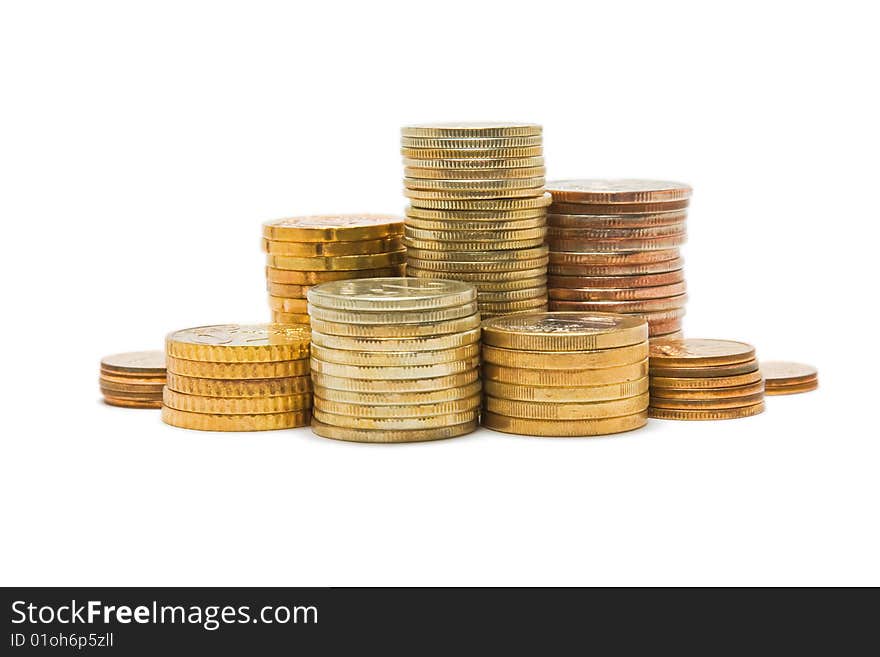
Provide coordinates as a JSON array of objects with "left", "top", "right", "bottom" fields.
[
  {"left": 400, "top": 135, "right": 543, "bottom": 149},
  {"left": 311, "top": 342, "right": 480, "bottom": 367},
  {"left": 482, "top": 410, "right": 647, "bottom": 436},
  {"left": 547, "top": 224, "right": 685, "bottom": 240},
  {"left": 312, "top": 369, "right": 479, "bottom": 393},
  {"left": 548, "top": 235, "right": 687, "bottom": 252},
  {"left": 486, "top": 392, "right": 649, "bottom": 420},
  {"left": 166, "top": 324, "right": 311, "bottom": 363},
  {"left": 407, "top": 193, "right": 551, "bottom": 211},
  {"left": 650, "top": 370, "right": 763, "bottom": 389},
  {"left": 306, "top": 277, "right": 475, "bottom": 312},
  {"left": 548, "top": 210, "right": 688, "bottom": 228},
  {"left": 402, "top": 146, "right": 543, "bottom": 159},
  {"left": 161, "top": 406, "right": 311, "bottom": 431},
  {"left": 310, "top": 356, "right": 480, "bottom": 380},
  {"left": 649, "top": 338, "right": 756, "bottom": 367},
  {"left": 267, "top": 250, "right": 406, "bottom": 271},
  {"left": 546, "top": 179, "right": 692, "bottom": 204},
  {"left": 100, "top": 350, "right": 166, "bottom": 375},
  {"left": 648, "top": 403, "right": 765, "bottom": 421},
  {"left": 313, "top": 380, "right": 482, "bottom": 406},
  {"left": 406, "top": 256, "right": 548, "bottom": 272},
  {"left": 649, "top": 381, "right": 766, "bottom": 400},
  {"left": 483, "top": 359, "right": 648, "bottom": 386},
  {"left": 261, "top": 236, "right": 403, "bottom": 256},
  {"left": 548, "top": 257, "right": 684, "bottom": 277},
  {"left": 406, "top": 267, "right": 548, "bottom": 284},
  {"left": 313, "top": 406, "right": 479, "bottom": 430},
  {"left": 404, "top": 235, "right": 545, "bottom": 251},
  {"left": 478, "top": 298, "right": 548, "bottom": 314},
  {"left": 548, "top": 282, "right": 687, "bottom": 301},
  {"left": 271, "top": 311, "right": 311, "bottom": 324},
  {"left": 406, "top": 206, "right": 547, "bottom": 221},
  {"left": 265, "top": 265, "right": 406, "bottom": 285},
  {"left": 404, "top": 165, "right": 546, "bottom": 179},
  {"left": 163, "top": 389, "right": 312, "bottom": 414},
  {"left": 649, "top": 392, "right": 765, "bottom": 410},
  {"left": 404, "top": 177, "right": 546, "bottom": 193},
  {"left": 165, "top": 372, "right": 312, "bottom": 397},
  {"left": 262, "top": 214, "right": 403, "bottom": 242},
  {"left": 485, "top": 377, "right": 648, "bottom": 403},
  {"left": 266, "top": 282, "right": 311, "bottom": 298},
  {"left": 310, "top": 327, "right": 480, "bottom": 354},
  {"left": 99, "top": 372, "right": 166, "bottom": 385},
  {"left": 307, "top": 301, "right": 478, "bottom": 325},
  {"left": 482, "top": 311, "right": 647, "bottom": 351},
  {"left": 404, "top": 225, "right": 547, "bottom": 242},
  {"left": 311, "top": 418, "right": 477, "bottom": 443},
  {"left": 550, "top": 200, "right": 690, "bottom": 214},
  {"left": 548, "top": 270, "right": 684, "bottom": 289},
  {"left": 760, "top": 361, "right": 818, "bottom": 387},
  {"left": 763, "top": 380, "right": 819, "bottom": 395},
  {"left": 165, "top": 355, "right": 310, "bottom": 379},
  {"left": 548, "top": 248, "right": 680, "bottom": 266},
  {"left": 477, "top": 286, "right": 547, "bottom": 302},
  {"left": 104, "top": 397, "right": 163, "bottom": 409},
  {"left": 314, "top": 393, "right": 480, "bottom": 419},
  {"left": 100, "top": 389, "right": 164, "bottom": 401},
  {"left": 402, "top": 122, "right": 542, "bottom": 138},
  {"left": 405, "top": 187, "right": 545, "bottom": 201},
  {"left": 310, "top": 313, "right": 481, "bottom": 338},
  {"left": 649, "top": 359, "right": 759, "bottom": 379},
  {"left": 483, "top": 343, "right": 647, "bottom": 369},
  {"left": 406, "top": 216, "right": 547, "bottom": 231},
  {"left": 406, "top": 245, "right": 547, "bottom": 262},
  {"left": 269, "top": 296, "right": 309, "bottom": 313},
  {"left": 548, "top": 295, "right": 688, "bottom": 313},
  {"left": 99, "top": 380, "right": 166, "bottom": 394}
]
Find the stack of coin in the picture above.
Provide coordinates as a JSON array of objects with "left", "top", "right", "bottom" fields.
[
  {"left": 100, "top": 351, "right": 166, "bottom": 408},
  {"left": 161, "top": 324, "right": 312, "bottom": 431},
  {"left": 545, "top": 180, "right": 690, "bottom": 338},
  {"left": 760, "top": 361, "right": 819, "bottom": 395},
  {"left": 262, "top": 215, "right": 406, "bottom": 324},
  {"left": 648, "top": 338, "right": 765, "bottom": 420},
  {"left": 480, "top": 312, "right": 650, "bottom": 436},
  {"left": 401, "top": 122, "right": 550, "bottom": 318},
  {"left": 307, "top": 278, "right": 481, "bottom": 443}
]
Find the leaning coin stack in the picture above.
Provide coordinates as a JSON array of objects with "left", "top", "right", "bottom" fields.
[
  {"left": 760, "top": 361, "right": 819, "bottom": 396},
  {"left": 307, "top": 278, "right": 481, "bottom": 443},
  {"left": 100, "top": 350, "right": 166, "bottom": 409},
  {"left": 649, "top": 338, "right": 765, "bottom": 420},
  {"left": 401, "top": 122, "right": 550, "bottom": 318},
  {"left": 262, "top": 215, "right": 406, "bottom": 324},
  {"left": 481, "top": 312, "right": 650, "bottom": 436},
  {"left": 545, "top": 180, "right": 691, "bottom": 338},
  {"left": 161, "top": 324, "right": 312, "bottom": 431}
]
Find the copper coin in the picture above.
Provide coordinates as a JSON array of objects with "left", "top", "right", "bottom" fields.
[
  {"left": 548, "top": 249, "right": 680, "bottom": 266},
  {"left": 650, "top": 359, "right": 759, "bottom": 379},
  {"left": 549, "top": 282, "right": 686, "bottom": 301},
  {"left": 548, "top": 270, "right": 684, "bottom": 289},
  {"left": 650, "top": 380, "right": 766, "bottom": 400},
  {"left": 649, "top": 338, "right": 756, "bottom": 367},
  {"left": 100, "top": 350, "right": 166, "bottom": 375},
  {"left": 650, "top": 370, "right": 764, "bottom": 389},
  {"left": 104, "top": 397, "right": 163, "bottom": 409},
  {"left": 764, "top": 380, "right": 819, "bottom": 395},
  {"left": 648, "top": 402, "right": 764, "bottom": 421},
  {"left": 548, "top": 235, "right": 687, "bottom": 252},
  {"left": 546, "top": 224, "right": 686, "bottom": 240},
  {"left": 650, "top": 392, "right": 765, "bottom": 410},
  {"left": 760, "top": 361, "right": 818, "bottom": 387},
  {"left": 548, "top": 257, "right": 684, "bottom": 277},
  {"left": 647, "top": 319, "right": 684, "bottom": 336},
  {"left": 550, "top": 200, "right": 690, "bottom": 214},
  {"left": 546, "top": 179, "right": 692, "bottom": 204},
  {"left": 547, "top": 210, "right": 688, "bottom": 228},
  {"left": 548, "top": 294, "right": 687, "bottom": 313}
]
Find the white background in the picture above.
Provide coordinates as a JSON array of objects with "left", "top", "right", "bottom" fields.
[{"left": 2, "top": 0, "right": 878, "bottom": 586}]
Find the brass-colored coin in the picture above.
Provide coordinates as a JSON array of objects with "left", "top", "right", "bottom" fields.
[
  {"left": 483, "top": 359, "right": 649, "bottom": 386},
  {"left": 402, "top": 122, "right": 542, "bottom": 139},
  {"left": 262, "top": 214, "right": 403, "bottom": 242},
  {"left": 100, "top": 350, "right": 166, "bottom": 375},
  {"left": 271, "top": 311, "right": 311, "bottom": 324},
  {"left": 313, "top": 381, "right": 482, "bottom": 406},
  {"left": 404, "top": 177, "right": 545, "bottom": 193},
  {"left": 310, "top": 356, "right": 480, "bottom": 380},
  {"left": 406, "top": 266, "right": 547, "bottom": 284},
  {"left": 477, "top": 286, "right": 547, "bottom": 302},
  {"left": 402, "top": 157, "right": 545, "bottom": 171},
  {"left": 478, "top": 298, "right": 548, "bottom": 314},
  {"left": 262, "top": 236, "right": 403, "bottom": 256},
  {"left": 649, "top": 392, "right": 765, "bottom": 410},
  {"left": 307, "top": 301, "right": 478, "bottom": 325},
  {"left": 306, "top": 277, "right": 475, "bottom": 312},
  {"left": 99, "top": 371, "right": 166, "bottom": 385},
  {"left": 161, "top": 406, "right": 310, "bottom": 431},
  {"left": 546, "top": 179, "right": 692, "bottom": 204},
  {"left": 482, "top": 311, "right": 647, "bottom": 351},
  {"left": 486, "top": 392, "right": 649, "bottom": 420},
  {"left": 760, "top": 361, "right": 818, "bottom": 387},
  {"left": 648, "top": 403, "right": 765, "bottom": 421},
  {"left": 400, "top": 135, "right": 543, "bottom": 149},
  {"left": 404, "top": 236, "right": 545, "bottom": 251},
  {"left": 549, "top": 295, "right": 688, "bottom": 313},
  {"left": 405, "top": 206, "right": 547, "bottom": 221},
  {"left": 406, "top": 255, "right": 548, "bottom": 272},
  {"left": 485, "top": 377, "right": 648, "bottom": 403},
  {"left": 104, "top": 397, "right": 163, "bottom": 409},
  {"left": 650, "top": 380, "right": 766, "bottom": 400},
  {"left": 269, "top": 296, "right": 309, "bottom": 313},
  {"left": 638, "top": 308, "right": 688, "bottom": 323},
  {"left": 310, "top": 313, "right": 481, "bottom": 338},
  {"left": 548, "top": 270, "right": 684, "bottom": 289},
  {"left": 163, "top": 389, "right": 312, "bottom": 415},
  {"left": 99, "top": 380, "right": 166, "bottom": 394},
  {"left": 406, "top": 244, "right": 548, "bottom": 262},
  {"left": 406, "top": 216, "right": 546, "bottom": 231},
  {"left": 549, "top": 248, "right": 681, "bottom": 266},
  {"left": 549, "top": 282, "right": 687, "bottom": 301},
  {"left": 650, "top": 359, "right": 759, "bottom": 379},
  {"left": 314, "top": 393, "right": 480, "bottom": 419},
  {"left": 650, "top": 370, "right": 763, "bottom": 389},
  {"left": 472, "top": 277, "right": 548, "bottom": 293},
  {"left": 547, "top": 224, "right": 685, "bottom": 240},
  {"left": 311, "top": 342, "right": 480, "bottom": 367},
  {"left": 482, "top": 410, "right": 648, "bottom": 437},
  {"left": 548, "top": 257, "right": 684, "bottom": 277},
  {"left": 266, "top": 282, "right": 311, "bottom": 298},
  {"left": 267, "top": 250, "right": 406, "bottom": 271},
  {"left": 166, "top": 324, "right": 310, "bottom": 363},
  {"left": 265, "top": 265, "right": 406, "bottom": 285},
  {"left": 165, "top": 355, "right": 309, "bottom": 379},
  {"left": 404, "top": 165, "right": 546, "bottom": 180},
  {"left": 548, "top": 235, "right": 687, "bottom": 252},
  {"left": 404, "top": 225, "right": 546, "bottom": 243},
  {"left": 649, "top": 338, "right": 756, "bottom": 367},
  {"left": 311, "top": 418, "right": 476, "bottom": 443},
  {"left": 483, "top": 342, "right": 647, "bottom": 370},
  {"left": 764, "top": 380, "right": 819, "bottom": 395},
  {"left": 550, "top": 200, "right": 690, "bottom": 214},
  {"left": 310, "top": 327, "right": 480, "bottom": 352},
  {"left": 313, "top": 407, "right": 478, "bottom": 430},
  {"left": 408, "top": 193, "right": 552, "bottom": 211},
  {"left": 548, "top": 210, "right": 688, "bottom": 228},
  {"left": 405, "top": 187, "right": 545, "bottom": 201},
  {"left": 165, "top": 372, "right": 312, "bottom": 398},
  {"left": 401, "top": 146, "right": 543, "bottom": 159},
  {"left": 312, "top": 369, "right": 479, "bottom": 393},
  {"left": 101, "top": 390, "right": 164, "bottom": 402}
]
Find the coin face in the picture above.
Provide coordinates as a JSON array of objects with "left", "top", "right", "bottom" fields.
[
  {"left": 101, "top": 350, "right": 166, "bottom": 374},
  {"left": 306, "top": 277, "right": 476, "bottom": 312},
  {"left": 166, "top": 324, "right": 311, "bottom": 362},
  {"left": 481, "top": 311, "right": 647, "bottom": 351},
  {"left": 262, "top": 215, "right": 403, "bottom": 242},
  {"left": 759, "top": 361, "right": 818, "bottom": 386},
  {"left": 547, "top": 179, "right": 692, "bottom": 204},
  {"left": 649, "top": 338, "right": 756, "bottom": 367}
]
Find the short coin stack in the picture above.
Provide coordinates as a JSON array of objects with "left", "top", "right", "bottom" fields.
[
  {"left": 161, "top": 324, "right": 312, "bottom": 431},
  {"left": 307, "top": 278, "right": 481, "bottom": 443},
  {"left": 480, "top": 312, "right": 650, "bottom": 436},
  {"left": 545, "top": 180, "right": 690, "bottom": 338},
  {"left": 760, "top": 361, "right": 819, "bottom": 395},
  {"left": 649, "top": 338, "right": 765, "bottom": 420},
  {"left": 262, "top": 215, "right": 406, "bottom": 324},
  {"left": 401, "top": 122, "right": 550, "bottom": 318},
  {"left": 100, "top": 351, "right": 166, "bottom": 409}
]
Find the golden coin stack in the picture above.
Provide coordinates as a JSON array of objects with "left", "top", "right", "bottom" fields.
[
  {"left": 545, "top": 179, "right": 691, "bottom": 338},
  {"left": 161, "top": 324, "right": 312, "bottom": 431},
  {"left": 307, "top": 278, "right": 482, "bottom": 443},
  {"left": 400, "top": 122, "right": 550, "bottom": 318},
  {"left": 760, "top": 361, "right": 819, "bottom": 395},
  {"left": 100, "top": 351, "right": 166, "bottom": 409},
  {"left": 262, "top": 215, "right": 406, "bottom": 324},
  {"left": 480, "top": 312, "right": 650, "bottom": 436},
  {"left": 649, "top": 338, "right": 765, "bottom": 420}
]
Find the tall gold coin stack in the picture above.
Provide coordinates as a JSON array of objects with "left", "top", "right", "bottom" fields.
[
  {"left": 307, "top": 278, "right": 482, "bottom": 443},
  {"left": 400, "top": 122, "right": 550, "bottom": 318},
  {"left": 161, "top": 324, "right": 312, "bottom": 431},
  {"left": 100, "top": 351, "right": 166, "bottom": 409},
  {"left": 480, "top": 312, "right": 650, "bottom": 436},
  {"left": 262, "top": 215, "right": 406, "bottom": 324},
  {"left": 545, "top": 180, "right": 691, "bottom": 338},
  {"left": 648, "top": 338, "right": 765, "bottom": 420}
]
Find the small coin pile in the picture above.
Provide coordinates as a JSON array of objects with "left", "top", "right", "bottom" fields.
[
  {"left": 545, "top": 179, "right": 690, "bottom": 338},
  {"left": 307, "top": 278, "right": 481, "bottom": 443},
  {"left": 161, "top": 324, "right": 312, "bottom": 431},
  {"left": 262, "top": 215, "right": 406, "bottom": 324},
  {"left": 480, "top": 312, "right": 650, "bottom": 436},
  {"left": 100, "top": 351, "right": 166, "bottom": 408},
  {"left": 400, "top": 122, "right": 550, "bottom": 318},
  {"left": 648, "top": 338, "right": 765, "bottom": 420},
  {"left": 760, "top": 361, "right": 818, "bottom": 395}
]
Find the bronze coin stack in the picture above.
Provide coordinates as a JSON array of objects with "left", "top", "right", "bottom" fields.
[
  {"left": 545, "top": 179, "right": 690, "bottom": 338},
  {"left": 760, "top": 361, "right": 819, "bottom": 396},
  {"left": 100, "top": 351, "right": 166, "bottom": 409},
  {"left": 400, "top": 122, "right": 550, "bottom": 318},
  {"left": 262, "top": 215, "right": 406, "bottom": 324}
]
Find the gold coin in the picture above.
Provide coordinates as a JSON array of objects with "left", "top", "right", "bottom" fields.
[
  {"left": 99, "top": 380, "right": 166, "bottom": 394},
  {"left": 306, "top": 277, "right": 475, "bottom": 312},
  {"left": 477, "top": 286, "right": 547, "bottom": 302},
  {"left": 650, "top": 359, "right": 759, "bottom": 379},
  {"left": 548, "top": 257, "right": 684, "bottom": 277},
  {"left": 408, "top": 193, "right": 552, "bottom": 211},
  {"left": 166, "top": 324, "right": 310, "bottom": 363},
  {"left": 104, "top": 397, "right": 163, "bottom": 409},
  {"left": 548, "top": 235, "right": 687, "bottom": 252},
  {"left": 404, "top": 165, "right": 546, "bottom": 179},
  {"left": 550, "top": 200, "right": 690, "bottom": 214},
  {"left": 548, "top": 295, "right": 687, "bottom": 313},
  {"left": 548, "top": 270, "right": 684, "bottom": 289},
  {"left": 759, "top": 361, "right": 818, "bottom": 386},
  {"left": 636, "top": 308, "right": 687, "bottom": 323},
  {"left": 166, "top": 372, "right": 312, "bottom": 397},
  {"left": 472, "top": 278, "right": 548, "bottom": 293},
  {"left": 649, "top": 392, "right": 765, "bottom": 410},
  {"left": 166, "top": 355, "right": 309, "bottom": 379},
  {"left": 310, "top": 326, "right": 480, "bottom": 353},
  {"left": 262, "top": 214, "right": 403, "bottom": 242},
  {"left": 482, "top": 410, "right": 647, "bottom": 436},
  {"left": 649, "top": 380, "right": 765, "bottom": 399},
  {"left": 311, "top": 342, "right": 480, "bottom": 367},
  {"left": 549, "top": 282, "right": 686, "bottom": 301},
  {"left": 402, "top": 157, "right": 545, "bottom": 171},
  {"left": 100, "top": 350, "right": 166, "bottom": 375},
  {"left": 406, "top": 216, "right": 546, "bottom": 231},
  {"left": 310, "top": 356, "right": 480, "bottom": 380},
  {"left": 547, "top": 224, "right": 686, "bottom": 240},
  {"left": 313, "top": 407, "right": 478, "bottom": 430},
  {"left": 266, "top": 282, "right": 311, "bottom": 298},
  {"left": 648, "top": 403, "right": 765, "bottom": 421},
  {"left": 269, "top": 296, "right": 309, "bottom": 313},
  {"left": 271, "top": 311, "right": 310, "bottom": 324},
  {"left": 406, "top": 255, "right": 548, "bottom": 272},
  {"left": 267, "top": 250, "right": 406, "bottom": 271},
  {"left": 406, "top": 244, "right": 547, "bottom": 262},
  {"left": 404, "top": 178, "right": 545, "bottom": 193},
  {"left": 400, "top": 135, "right": 543, "bottom": 149},
  {"left": 548, "top": 210, "right": 688, "bottom": 228},
  {"left": 314, "top": 393, "right": 480, "bottom": 419},
  {"left": 262, "top": 236, "right": 403, "bottom": 256},
  {"left": 402, "top": 122, "right": 542, "bottom": 139},
  {"left": 486, "top": 392, "right": 649, "bottom": 420},
  {"left": 546, "top": 179, "right": 692, "bottom": 204},
  {"left": 101, "top": 390, "right": 164, "bottom": 402},
  {"left": 404, "top": 225, "right": 546, "bottom": 243},
  {"left": 312, "top": 369, "right": 479, "bottom": 393},
  {"left": 483, "top": 359, "right": 648, "bottom": 386},
  {"left": 649, "top": 370, "right": 763, "bottom": 389},
  {"left": 307, "top": 301, "right": 478, "bottom": 325},
  {"left": 485, "top": 377, "right": 648, "bottom": 403},
  {"left": 401, "top": 146, "right": 543, "bottom": 159},
  {"left": 476, "top": 298, "right": 547, "bottom": 313},
  {"left": 313, "top": 381, "right": 481, "bottom": 406},
  {"left": 311, "top": 418, "right": 476, "bottom": 443},
  {"left": 481, "top": 311, "right": 647, "bottom": 351},
  {"left": 406, "top": 266, "right": 547, "bottom": 283},
  {"left": 310, "top": 313, "right": 481, "bottom": 338},
  {"left": 265, "top": 265, "right": 406, "bottom": 285},
  {"left": 764, "top": 381, "right": 819, "bottom": 395},
  {"left": 403, "top": 235, "right": 545, "bottom": 251},
  {"left": 405, "top": 187, "right": 544, "bottom": 201},
  {"left": 163, "top": 389, "right": 312, "bottom": 414},
  {"left": 406, "top": 206, "right": 547, "bottom": 221},
  {"left": 99, "top": 372, "right": 166, "bottom": 386},
  {"left": 649, "top": 338, "right": 756, "bottom": 367},
  {"left": 161, "top": 406, "right": 310, "bottom": 431},
  {"left": 482, "top": 342, "right": 647, "bottom": 369}
]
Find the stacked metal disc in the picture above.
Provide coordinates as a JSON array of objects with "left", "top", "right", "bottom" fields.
[
  {"left": 307, "top": 278, "right": 482, "bottom": 443},
  {"left": 262, "top": 215, "right": 406, "bottom": 324},
  {"left": 400, "top": 122, "right": 550, "bottom": 318},
  {"left": 649, "top": 338, "right": 765, "bottom": 420},
  {"left": 480, "top": 312, "right": 650, "bottom": 436},
  {"left": 100, "top": 351, "right": 166, "bottom": 409},
  {"left": 161, "top": 324, "right": 312, "bottom": 431},
  {"left": 545, "top": 179, "right": 691, "bottom": 338},
  {"left": 760, "top": 361, "right": 819, "bottom": 396}
]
